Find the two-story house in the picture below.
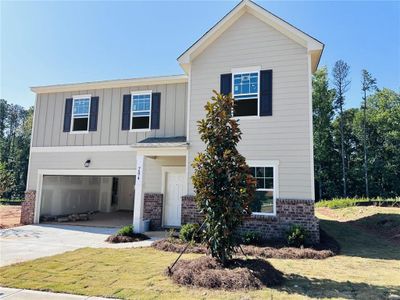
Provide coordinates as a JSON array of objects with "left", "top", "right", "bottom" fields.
[{"left": 22, "top": 0, "right": 324, "bottom": 242}]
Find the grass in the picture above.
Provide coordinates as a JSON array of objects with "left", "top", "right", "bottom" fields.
[
  {"left": 0, "top": 198, "right": 24, "bottom": 205},
  {"left": 1, "top": 207, "right": 400, "bottom": 299},
  {"left": 316, "top": 197, "right": 400, "bottom": 209}
]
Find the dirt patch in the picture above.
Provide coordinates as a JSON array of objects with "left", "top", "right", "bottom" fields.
[
  {"left": 153, "top": 230, "right": 338, "bottom": 259},
  {"left": 350, "top": 213, "right": 400, "bottom": 245},
  {"left": 0, "top": 205, "right": 21, "bottom": 229},
  {"left": 167, "top": 256, "right": 284, "bottom": 290},
  {"left": 105, "top": 233, "right": 150, "bottom": 243}
]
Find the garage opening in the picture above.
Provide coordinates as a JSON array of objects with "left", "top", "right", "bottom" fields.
[{"left": 39, "top": 175, "right": 135, "bottom": 228}]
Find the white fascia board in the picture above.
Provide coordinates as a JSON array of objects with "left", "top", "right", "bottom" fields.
[
  {"left": 37, "top": 169, "right": 136, "bottom": 176},
  {"left": 31, "top": 75, "right": 188, "bottom": 94},
  {"left": 134, "top": 147, "right": 188, "bottom": 157}
]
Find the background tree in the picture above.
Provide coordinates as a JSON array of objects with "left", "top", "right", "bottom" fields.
[
  {"left": 312, "top": 67, "right": 339, "bottom": 199},
  {"left": 192, "top": 91, "right": 256, "bottom": 265},
  {"left": 363, "top": 88, "right": 400, "bottom": 197},
  {"left": 361, "top": 70, "right": 377, "bottom": 198},
  {"left": 332, "top": 60, "right": 351, "bottom": 197},
  {"left": 0, "top": 99, "right": 33, "bottom": 199}
]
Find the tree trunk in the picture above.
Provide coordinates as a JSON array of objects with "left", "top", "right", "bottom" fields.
[
  {"left": 339, "top": 104, "right": 347, "bottom": 197},
  {"left": 363, "top": 91, "right": 369, "bottom": 198}
]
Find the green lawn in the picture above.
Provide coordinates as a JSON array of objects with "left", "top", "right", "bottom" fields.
[{"left": 1, "top": 207, "right": 400, "bottom": 299}]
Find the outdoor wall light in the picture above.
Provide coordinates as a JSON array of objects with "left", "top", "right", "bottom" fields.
[{"left": 84, "top": 159, "right": 91, "bottom": 168}]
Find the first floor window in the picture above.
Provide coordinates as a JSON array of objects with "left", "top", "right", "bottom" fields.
[
  {"left": 249, "top": 166, "right": 275, "bottom": 214},
  {"left": 131, "top": 93, "right": 151, "bottom": 130},
  {"left": 233, "top": 71, "right": 259, "bottom": 117},
  {"left": 72, "top": 97, "right": 90, "bottom": 131}
]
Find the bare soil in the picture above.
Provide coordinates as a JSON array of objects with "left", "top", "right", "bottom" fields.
[
  {"left": 0, "top": 205, "right": 21, "bottom": 229},
  {"left": 167, "top": 256, "right": 284, "bottom": 290}
]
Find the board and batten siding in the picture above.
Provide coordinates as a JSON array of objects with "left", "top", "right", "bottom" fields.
[
  {"left": 188, "top": 12, "right": 313, "bottom": 200},
  {"left": 31, "top": 82, "right": 188, "bottom": 147}
]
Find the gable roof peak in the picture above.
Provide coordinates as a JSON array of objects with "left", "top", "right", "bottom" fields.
[{"left": 178, "top": 0, "right": 324, "bottom": 73}]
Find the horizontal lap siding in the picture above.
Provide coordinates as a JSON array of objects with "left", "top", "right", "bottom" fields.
[
  {"left": 27, "top": 151, "right": 137, "bottom": 190},
  {"left": 188, "top": 12, "right": 313, "bottom": 199},
  {"left": 32, "top": 83, "right": 188, "bottom": 147}
]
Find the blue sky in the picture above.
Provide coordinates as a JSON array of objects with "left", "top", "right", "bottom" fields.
[{"left": 1, "top": 1, "right": 399, "bottom": 109}]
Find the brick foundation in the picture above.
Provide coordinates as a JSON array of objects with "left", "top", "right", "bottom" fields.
[
  {"left": 180, "top": 196, "right": 320, "bottom": 244},
  {"left": 181, "top": 195, "right": 203, "bottom": 224},
  {"left": 143, "top": 193, "right": 163, "bottom": 230},
  {"left": 20, "top": 190, "right": 36, "bottom": 225}
]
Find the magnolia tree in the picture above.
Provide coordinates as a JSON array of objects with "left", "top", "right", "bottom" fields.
[{"left": 192, "top": 91, "right": 256, "bottom": 265}]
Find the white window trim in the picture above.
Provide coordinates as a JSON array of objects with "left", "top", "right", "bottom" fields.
[
  {"left": 231, "top": 67, "right": 260, "bottom": 117},
  {"left": 71, "top": 94, "right": 91, "bottom": 134},
  {"left": 130, "top": 90, "right": 152, "bottom": 132},
  {"left": 247, "top": 160, "right": 279, "bottom": 217}
]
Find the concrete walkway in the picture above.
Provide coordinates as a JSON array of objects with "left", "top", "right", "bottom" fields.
[
  {"left": 0, "top": 224, "right": 165, "bottom": 266},
  {"left": 0, "top": 287, "right": 115, "bottom": 299}
]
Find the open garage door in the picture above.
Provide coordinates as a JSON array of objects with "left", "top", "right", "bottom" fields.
[{"left": 39, "top": 175, "right": 135, "bottom": 227}]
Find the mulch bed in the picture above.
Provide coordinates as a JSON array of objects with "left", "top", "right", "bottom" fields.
[
  {"left": 153, "top": 230, "right": 339, "bottom": 259},
  {"left": 105, "top": 233, "right": 150, "bottom": 243},
  {"left": 166, "top": 256, "right": 284, "bottom": 290}
]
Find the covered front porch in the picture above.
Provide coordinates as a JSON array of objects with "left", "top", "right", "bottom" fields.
[{"left": 132, "top": 137, "right": 188, "bottom": 233}]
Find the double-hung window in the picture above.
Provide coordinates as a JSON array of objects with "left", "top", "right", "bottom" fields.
[
  {"left": 249, "top": 163, "right": 278, "bottom": 215},
  {"left": 72, "top": 96, "right": 90, "bottom": 132},
  {"left": 232, "top": 70, "right": 259, "bottom": 117},
  {"left": 131, "top": 92, "right": 151, "bottom": 130}
]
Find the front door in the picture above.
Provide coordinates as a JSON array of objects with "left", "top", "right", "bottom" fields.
[{"left": 164, "top": 171, "right": 185, "bottom": 227}]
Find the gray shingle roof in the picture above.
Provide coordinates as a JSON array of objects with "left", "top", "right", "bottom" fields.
[{"left": 138, "top": 136, "right": 187, "bottom": 144}]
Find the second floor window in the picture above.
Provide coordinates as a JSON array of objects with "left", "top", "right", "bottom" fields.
[
  {"left": 72, "top": 97, "right": 90, "bottom": 132},
  {"left": 131, "top": 92, "right": 151, "bottom": 130},
  {"left": 233, "top": 71, "right": 259, "bottom": 117}
]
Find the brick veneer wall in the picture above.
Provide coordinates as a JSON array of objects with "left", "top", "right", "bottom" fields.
[
  {"left": 180, "top": 195, "right": 320, "bottom": 244},
  {"left": 182, "top": 195, "right": 203, "bottom": 224},
  {"left": 20, "top": 190, "right": 36, "bottom": 224},
  {"left": 143, "top": 193, "right": 163, "bottom": 231}
]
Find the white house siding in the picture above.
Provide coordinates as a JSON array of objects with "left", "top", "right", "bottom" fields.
[
  {"left": 143, "top": 156, "right": 186, "bottom": 193},
  {"left": 31, "top": 82, "right": 188, "bottom": 147},
  {"left": 27, "top": 150, "right": 136, "bottom": 190},
  {"left": 188, "top": 12, "right": 313, "bottom": 200}
]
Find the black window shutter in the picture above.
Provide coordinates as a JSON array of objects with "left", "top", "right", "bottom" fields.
[
  {"left": 89, "top": 96, "right": 99, "bottom": 131},
  {"left": 63, "top": 98, "right": 73, "bottom": 132},
  {"left": 151, "top": 92, "right": 161, "bottom": 129},
  {"left": 121, "top": 94, "right": 131, "bottom": 130},
  {"left": 260, "top": 70, "right": 273, "bottom": 116},
  {"left": 220, "top": 73, "right": 232, "bottom": 96}
]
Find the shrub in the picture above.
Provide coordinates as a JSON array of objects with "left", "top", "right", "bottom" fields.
[
  {"left": 117, "top": 225, "right": 134, "bottom": 237},
  {"left": 286, "top": 225, "right": 308, "bottom": 247},
  {"left": 315, "top": 197, "right": 400, "bottom": 209},
  {"left": 179, "top": 223, "right": 201, "bottom": 243},
  {"left": 240, "top": 231, "right": 264, "bottom": 245}
]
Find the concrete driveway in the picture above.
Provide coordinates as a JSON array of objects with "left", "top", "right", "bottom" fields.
[{"left": 0, "top": 224, "right": 162, "bottom": 267}]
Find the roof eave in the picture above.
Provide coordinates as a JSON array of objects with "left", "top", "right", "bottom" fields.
[{"left": 31, "top": 74, "right": 188, "bottom": 94}]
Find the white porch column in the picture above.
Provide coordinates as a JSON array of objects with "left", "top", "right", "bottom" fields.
[{"left": 133, "top": 155, "right": 145, "bottom": 233}]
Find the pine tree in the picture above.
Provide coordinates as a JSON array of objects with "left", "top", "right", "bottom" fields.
[
  {"left": 361, "top": 70, "right": 377, "bottom": 198},
  {"left": 312, "top": 67, "right": 337, "bottom": 199},
  {"left": 332, "top": 60, "right": 351, "bottom": 197}
]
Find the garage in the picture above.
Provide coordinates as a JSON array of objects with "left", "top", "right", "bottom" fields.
[{"left": 38, "top": 175, "right": 135, "bottom": 227}]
